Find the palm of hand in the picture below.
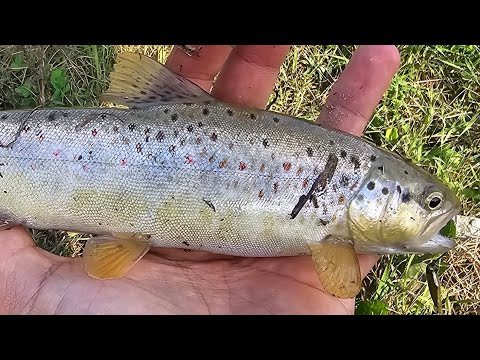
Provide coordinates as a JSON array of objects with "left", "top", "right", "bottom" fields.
[
  {"left": 0, "top": 45, "right": 400, "bottom": 315},
  {"left": 2, "top": 227, "right": 356, "bottom": 314}
]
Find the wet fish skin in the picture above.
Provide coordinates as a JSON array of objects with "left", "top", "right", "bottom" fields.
[
  {"left": 0, "top": 102, "right": 372, "bottom": 256},
  {"left": 0, "top": 52, "right": 461, "bottom": 298}
]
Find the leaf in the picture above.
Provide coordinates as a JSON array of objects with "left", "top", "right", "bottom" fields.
[
  {"left": 10, "top": 53, "right": 26, "bottom": 70},
  {"left": 355, "top": 300, "right": 389, "bottom": 315},
  {"left": 14, "top": 81, "right": 33, "bottom": 98},
  {"left": 50, "top": 68, "right": 69, "bottom": 91},
  {"left": 385, "top": 127, "right": 399, "bottom": 142},
  {"left": 440, "top": 219, "right": 456, "bottom": 238}
]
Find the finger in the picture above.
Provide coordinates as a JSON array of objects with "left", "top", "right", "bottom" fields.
[
  {"left": 165, "top": 45, "right": 233, "bottom": 92},
  {"left": 211, "top": 45, "right": 291, "bottom": 109},
  {"left": 358, "top": 254, "right": 381, "bottom": 280},
  {"left": 317, "top": 45, "right": 401, "bottom": 136}
]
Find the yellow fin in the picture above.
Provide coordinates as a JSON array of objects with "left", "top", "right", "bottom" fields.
[
  {"left": 84, "top": 232, "right": 152, "bottom": 280},
  {"left": 308, "top": 237, "right": 361, "bottom": 299},
  {"left": 99, "top": 52, "right": 214, "bottom": 108}
]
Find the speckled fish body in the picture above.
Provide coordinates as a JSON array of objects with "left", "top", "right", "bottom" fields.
[
  {"left": 0, "top": 52, "right": 461, "bottom": 297},
  {"left": 0, "top": 102, "right": 368, "bottom": 254}
]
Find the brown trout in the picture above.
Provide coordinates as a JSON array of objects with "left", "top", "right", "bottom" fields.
[{"left": 0, "top": 52, "right": 461, "bottom": 298}]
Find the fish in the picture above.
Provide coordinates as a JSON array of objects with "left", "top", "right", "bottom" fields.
[{"left": 0, "top": 52, "right": 461, "bottom": 299}]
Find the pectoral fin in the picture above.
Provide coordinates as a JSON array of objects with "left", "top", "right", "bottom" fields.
[
  {"left": 84, "top": 233, "right": 152, "bottom": 280},
  {"left": 308, "top": 237, "right": 361, "bottom": 299}
]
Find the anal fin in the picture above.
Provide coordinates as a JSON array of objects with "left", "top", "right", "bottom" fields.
[
  {"left": 308, "top": 237, "right": 362, "bottom": 299},
  {"left": 84, "top": 232, "right": 152, "bottom": 280}
]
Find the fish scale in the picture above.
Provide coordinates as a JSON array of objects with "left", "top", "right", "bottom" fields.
[{"left": 0, "top": 52, "right": 460, "bottom": 299}]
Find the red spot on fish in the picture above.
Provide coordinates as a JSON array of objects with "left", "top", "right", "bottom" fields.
[
  {"left": 283, "top": 162, "right": 292, "bottom": 171},
  {"left": 91, "top": 128, "right": 98, "bottom": 137},
  {"left": 258, "top": 190, "right": 264, "bottom": 199},
  {"left": 53, "top": 150, "right": 60, "bottom": 157},
  {"left": 260, "top": 163, "right": 265, "bottom": 172},
  {"left": 219, "top": 159, "right": 228, "bottom": 168},
  {"left": 185, "top": 155, "right": 194, "bottom": 165},
  {"left": 302, "top": 179, "right": 308, "bottom": 188},
  {"left": 239, "top": 161, "right": 247, "bottom": 170},
  {"left": 82, "top": 164, "right": 88, "bottom": 172},
  {"left": 121, "top": 159, "right": 127, "bottom": 166},
  {"left": 296, "top": 166, "right": 303, "bottom": 176},
  {"left": 31, "top": 165, "right": 35, "bottom": 170}
]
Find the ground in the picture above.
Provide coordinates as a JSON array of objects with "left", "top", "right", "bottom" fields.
[{"left": 0, "top": 45, "right": 478, "bottom": 314}]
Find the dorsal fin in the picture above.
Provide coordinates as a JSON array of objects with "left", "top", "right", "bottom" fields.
[{"left": 99, "top": 52, "right": 214, "bottom": 108}]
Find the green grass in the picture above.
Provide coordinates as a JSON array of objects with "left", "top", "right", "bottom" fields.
[{"left": 0, "top": 45, "right": 478, "bottom": 314}]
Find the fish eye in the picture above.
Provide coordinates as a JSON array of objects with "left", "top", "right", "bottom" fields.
[{"left": 426, "top": 191, "right": 444, "bottom": 210}]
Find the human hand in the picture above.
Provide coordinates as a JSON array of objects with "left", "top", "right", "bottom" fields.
[{"left": 0, "top": 45, "right": 400, "bottom": 314}]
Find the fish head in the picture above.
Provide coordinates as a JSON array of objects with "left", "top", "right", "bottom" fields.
[{"left": 346, "top": 150, "right": 461, "bottom": 255}]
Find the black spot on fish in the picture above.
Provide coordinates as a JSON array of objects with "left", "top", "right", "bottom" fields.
[
  {"left": 273, "top": 117, "right": 279, "bottom": 123},
  {"left": 101, "top": 114, "right": 107, "bottom": 120},
  {"left": 174, "top": 130, "right": 179, "bottom": 137},
  {"left": 89, "top": 150, "right": 92, "bottom": 155},
  {"left": 165, "top": 90, "right": 171, "bottom": 95},
  {"left": 404, "top": 170, "right": 409, "bottom": 175},
  {"left": 402, "top": 190, "right": 411, "bottom": 203},
  {"left": 144, "top": 127, "right": 151, "bottom": 134},
  {"left": 203, "top": 108, "right": 210, "bottom": 116},
  {"left": 318, "top": 219, "right": 329, "bottom": 226},
  {"left": 136, "top": 143, "right": 142, "bottom": 153},
  {"left": 378, "top": 165, "right": 384, "bottom": 171},
  {"left": 182, "top": 241, "right": 190, "bottom": 247},
  {"left": 0, "top": 173, "right": 2, "bottom": 178},
  {"left": 329, "top": 140, "right": 334, "bottom": 146},
  {"left": 128, "top": 123, "right": 136, "bottom": 131},
  {"left": 263, "top": 139, "right": 269, "bottom": 148},
  {"left": 250, "top": 113, "right": 256, "bottom": 119},
  {"left": 203, "top": 199, "right": 216, "bottom": 212},
  {"left": 340, "top": 150, "right": 347, "bottom": 158},
  {"left": 78, "top": 155, "right": 83, "bottom": 160},
  {"left": 169, "top": 145, "right": 176, "bottom": 153},
  {"left": 140, "top": 91, "right": 147, "bottom": 95},
  {"left": 48, "top": 113, "right": 56, "bottom": 121},
  {"left": 171, "top": 114, "right": 178, "bottom": 122},
  {"left": 145, "top": 136, "right": 150, "bottom": 142},
  {"left": 340, "top": 174, "right": 349, "bottom": 187},
  {"left": 211, "top": 133, "right": 218, "bottom": 142},
  {"left": 382, "top": 187, "right": 389, "bottom": 195},
  {"left": 370, "top": 155, "right": 377, "bottom": 162},
  {"left": 1, "top": 114, "right": 7, "bottom": 120},
  {"left": 227, "top": 109, "right": 234, "bottom": 116},
  {"left": 148, "top": 95, "right": 156, "bottom": 100},
  {"left": 306, "top": 147, "right": 313, "bottom": 157},
  {"left": 164, "top": 108, "right": 170, "bottom": 114},
  {"left": 156, "top": 131, "right": 164, "bottom": 142},
  {"left": 62, "top": 112, "right": 67, "bottom": 117},
  {"left": 397, "top": 185, "right": 401, "bottom": 193},
  {"left": 350, "top": 155, "right": 361, "bottom": 170},
  {"left": 187, "top": 124, "right": 194, "bottom": 132},
  {"left": 367, "top": 181, "right": 375, "bottom": 190},
  {"left": 198, "top": 121, "right": 204, "bottom": 127}
]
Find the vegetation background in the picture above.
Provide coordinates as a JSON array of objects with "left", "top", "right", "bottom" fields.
[{"left": 0, "top": 45, "right": 478, "bottom": 314}]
